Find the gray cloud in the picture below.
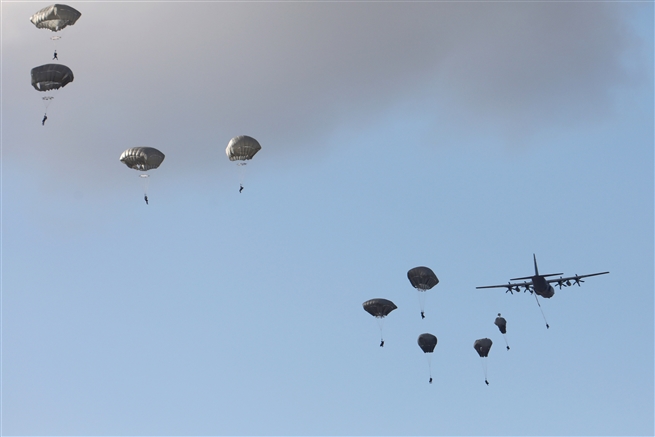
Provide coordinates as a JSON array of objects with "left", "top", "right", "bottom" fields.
[{"left": 3, "top": 2, "right": 647, "bottom": 182}]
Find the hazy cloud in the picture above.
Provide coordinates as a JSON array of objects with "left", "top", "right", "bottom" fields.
[{"left": 3, "top": 2, "right": 647, "bottom": 179}]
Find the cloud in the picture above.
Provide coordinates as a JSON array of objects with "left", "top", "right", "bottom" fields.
[{"left": 3, "top": 2, "right": 647, "bottom": 182}]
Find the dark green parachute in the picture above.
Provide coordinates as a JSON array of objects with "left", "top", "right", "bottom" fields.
[
  {"left": 120, "top": 147, "right": 165, "bottom": 171},
  {"left": 494, "top": 313, "right": 510, "bottom": 350},
  {"left": 473, "top": 338, "right": 492, "bottom": 357},
  {"left": 474, "top": 338, "right": 493, "bottom": 385},
  {"left": 407, "top": 266, "right": 439, "bottom": 319},
  {"left": 407, "top": 267, "right": 439, "bottom": 290},
  {"left": 31, "top": 64, "right": 74, "bottom": 91},
  {"left": 494, "top": 314, "right": 507, "bottom": 334},
  {"left": 418, "top": 333, "right": 437, "bottom": 353},
  {"left": 362, "top": 298, "right": 397, "bottom": 318},
  {"left": 30, "top": 4, "right": 81, "bottom": 32},
  {"left": 418, "top": 333, "right": 438, "bottom": 384},
  {"left": 363, "top": 299, "right": 397, "bottom": 347}
]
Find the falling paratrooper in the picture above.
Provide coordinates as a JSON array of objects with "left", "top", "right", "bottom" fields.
[
  {"left": 120, "top": 147, "right": 166, "bottom": 205},
  {"left": 407, "top": 266, "right": 439, "bottom": 319},
  {"left": 362, "top": 298, "right": 397, "bottom": 347},
  {"left": 473, "top": 338, "right": 493, "bottom": 385},
  {"left": 31, "top": 63, "right": 74, "bottom": 125},
  {"left": 225, "top": 135, "right": 261, "bottom": 193},
  {"left": 417, "top": 333, "right": 438, "bottom": 384}
]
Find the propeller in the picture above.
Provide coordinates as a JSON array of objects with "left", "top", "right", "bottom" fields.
[
  {"left": 556, "top": 277, "right": 565, "bottom": 289},
  {"left": 505, "top": 283, "right": 514, "bottom": 294},
  {"left": 573, "top": 275, "right": 584, "bottom": 286}
]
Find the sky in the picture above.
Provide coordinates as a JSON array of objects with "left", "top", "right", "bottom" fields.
[{"left": 1, "top": 1, "right": 653, "bottom": 435}]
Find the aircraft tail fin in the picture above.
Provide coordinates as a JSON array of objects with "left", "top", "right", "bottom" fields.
[{"left": 509, "top": 255, "right": 563, "bottom": 280}]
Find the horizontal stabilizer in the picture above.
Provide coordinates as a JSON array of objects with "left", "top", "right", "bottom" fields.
[{"left": 511, "top": 273, "right": 562, "bottom": 280}]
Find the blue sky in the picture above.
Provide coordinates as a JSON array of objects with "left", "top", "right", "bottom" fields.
[{"left": 2, "top": 1, "right": 653, "bottom": 435}]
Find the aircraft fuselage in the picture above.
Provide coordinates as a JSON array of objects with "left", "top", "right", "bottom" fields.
[{"left": 531, "top": 275, "right": 555, "bottom": 298}]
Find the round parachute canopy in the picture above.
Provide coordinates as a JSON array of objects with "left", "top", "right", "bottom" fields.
[
  {"left": 418, "top": 333, "right": 438, "bottom": 353},
  {"left": 362, "top": 298, "right": 397, "bottom": 318},
  {"left": 473, "top": 338, "right": 493, "bottom": 357},
  {"left": 31, "top": 64, "right": 74, "bottom": 92},
  {"left": 30, "top": 4, "right": 81, "bottom": 32},
  {"left": 407, "top": 266, "right": 439, "bottom": 290},
  {"left": 226, "top": 135, "right": 261, "bottom": 161},
  {"left": 120, "top": 147, "right": 165, "bottom": 171},
  {"left": 494, "top": 314, "right": 507, "bottom": 334}
]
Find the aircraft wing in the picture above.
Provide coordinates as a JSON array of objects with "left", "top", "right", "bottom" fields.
[
  {"left": 476, "top": 281, "right": 533, "bottom": 294},
  {"left": 548, "top": 272, "right": 609, "bottom": 288}
]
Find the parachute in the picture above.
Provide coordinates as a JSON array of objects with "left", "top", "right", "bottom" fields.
[
  {"left": 363, "top": 298, "right": 397, "bottom": 347},
  {"left": 30, "top": 4, "right": 81, "bottom": 32},
  {"left": 120, "top": 147, "right": 165, "bottom": 171},
  {"left": 407, "top": 266, "right": 439, "bottom": 319},
  {"left": 494, "top": 314, "right": 507, "bottom": 334},
  {"left": 418, "top": 333, "right": 438, "bottom": 384},
  {"left": 31, "top": 64, "right": 73, "bottom": 92},
  {"left": 226, "top": 135, "right": 261, "bottom": 161},
  {"left": 31, "top": 64, "right": 74, "bottom": 123},
  {"left": 473, "top": 338, "right": 493, "bottom": 385},
  {"left": 418, "top": 333, "right": 437, "bottom": 353},
  {"left": 494, "top": 313, "right": 510, "bottom": 350},
  {"left": 408, "top": 267, "right": 439, "bottom": 290},
  {"left": 473, "top": 338, "right": 492, "bottom": 357},
  {"left": 226, "top": 135, "right": 261, "bottom": 192},
  {"left": 120, "top": 147, "right": 165, "bottom": 203}
]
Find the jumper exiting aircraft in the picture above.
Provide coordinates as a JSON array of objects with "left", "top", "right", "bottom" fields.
[{"left": 476, "top": 254, "right": 609, "bottom": 298}]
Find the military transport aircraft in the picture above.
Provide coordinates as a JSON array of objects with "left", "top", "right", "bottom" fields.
[{"left": 476, "top": 254, "right": 609, "bottom": 299}]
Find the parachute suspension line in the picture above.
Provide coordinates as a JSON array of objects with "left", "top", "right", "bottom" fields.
[
  {"left": 502, "top": 334, "right": 510, "bottom": 351},
  {"left": 426, "top": 354, "right": 433, "bottom": 383},
  {"left": 42, "top": 96, "right": 54, "bottom": 114},
  {"left": 480, "top": 358, "right": 489, "bottom": 385},
  {"left": 237, "top": 162, "right": 247, "bottom": 190},
  {"left": 534, "top": 295, "right": 550, "bottom": 329},
  {"left": 140, "top": 174, "right": 150, "bottom": 196},
  {"left": 416, "top": 291, "right": 426, "bottom": 319},
  {"left": 376, "top": 317, "right": 386, "bottom": 346},
  {"left": 51, "top": 35, "right": 60, "bottom": 53}
]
